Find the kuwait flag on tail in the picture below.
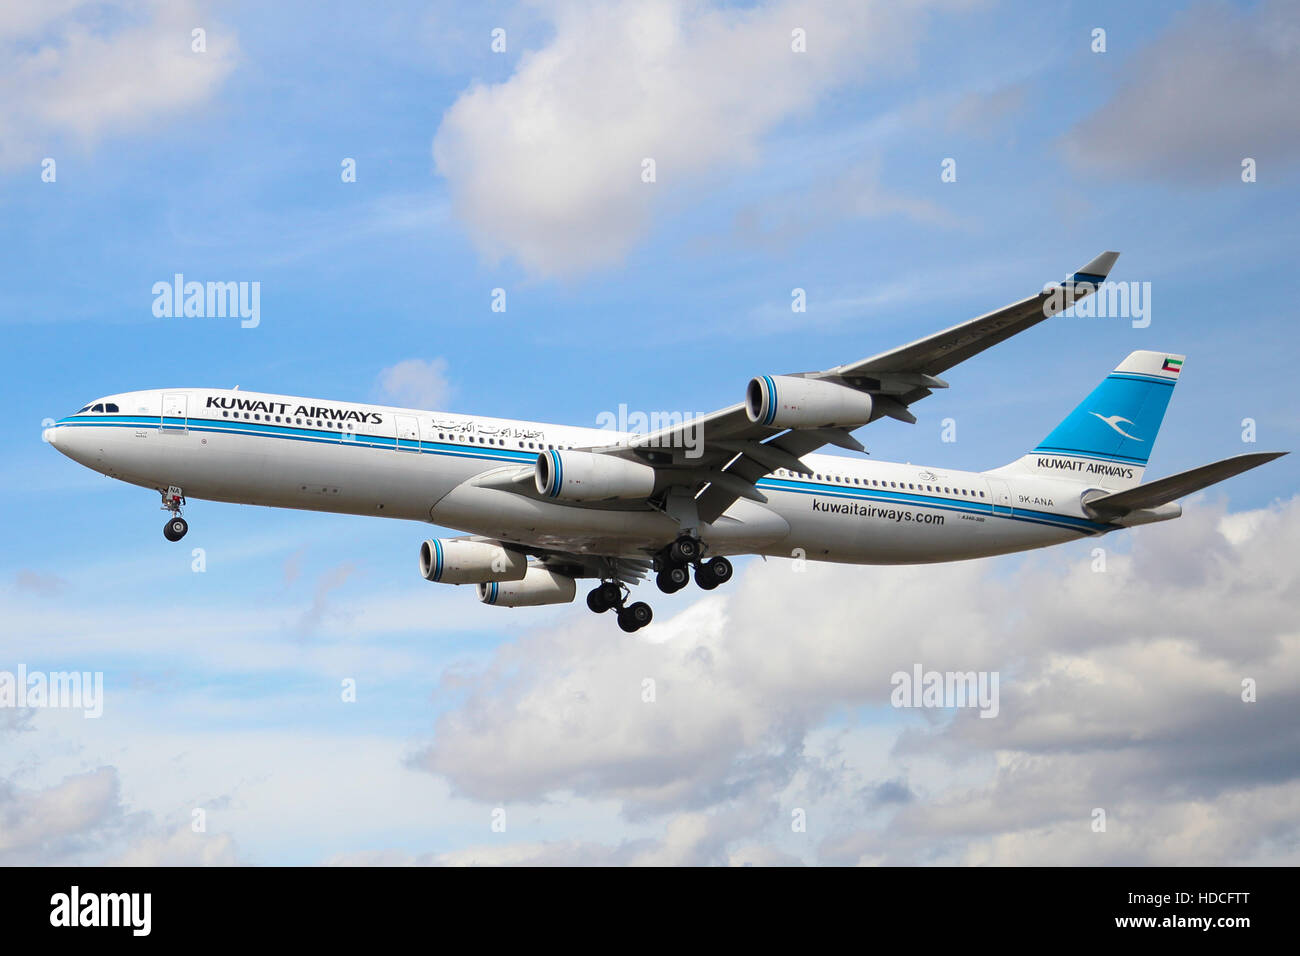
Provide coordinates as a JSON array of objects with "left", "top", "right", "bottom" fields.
[{"left": 1162, "top": 357, "right": 1183, "bottom": 374}]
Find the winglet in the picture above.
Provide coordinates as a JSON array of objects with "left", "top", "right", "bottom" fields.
[{"left": 1070, "top": 250, "right": 1120, "bottom": 285}]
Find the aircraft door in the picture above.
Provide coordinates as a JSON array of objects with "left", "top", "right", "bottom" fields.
[
  {"left": 161, "top": 393, "right": 188, "bottom": 431},
  {"left": 986, "top": 477, "right": 1012, "bottom": 515},
  {"left": 395, "top": 415, "right": 420, "bottom": 452}
]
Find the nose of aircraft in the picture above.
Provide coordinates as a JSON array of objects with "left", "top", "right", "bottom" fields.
[{"left": 44, "top": 417, "right": 99, "bottom": 467}]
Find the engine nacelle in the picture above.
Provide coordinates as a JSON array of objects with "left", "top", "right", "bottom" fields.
[
  {"left": 745, "top": 375, "right": 874, "bottom": 429},
  {"left": 478, "top": 567, "right": 577, "bottom": 607},
  {"left": 534, "top": 449, "right": 656, "bottom": 501},
  {"left": 420, "top": 538, "right": 527, "bottom": 585}
]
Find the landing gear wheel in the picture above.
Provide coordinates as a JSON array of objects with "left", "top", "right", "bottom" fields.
[
  {"left": 695, "top": 555, "right": 732, "bottom": 590},
  {"left": 598, "top": 581, "right": 621, "bottom": 608},
  {"left": 668, "top": 536, "right": 700, "bottom": 565},
  {"left": 163, "top": 517, "right": 188, "bottom": 542},
  {"left": 587, "top": 581, "right": 623, "bottom": 614},
  {"left": 704, "top": 556, "right": 732, "bottom": 585},
  {"left": 617, "top": 601, "right": 653, "bottom": 632},
  {"left": 656, "top": 565, "right": 690, "bottom": 594}
]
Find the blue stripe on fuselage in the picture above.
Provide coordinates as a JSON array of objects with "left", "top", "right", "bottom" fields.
[{"left": 51, "top": 416, "right": 1110, "bottom": 534}]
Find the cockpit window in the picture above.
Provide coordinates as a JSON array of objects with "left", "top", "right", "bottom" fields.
[
  {"left": 105, "top": 403, "right": 119, "bottom": 412},
  {"left": 91, "top": 403, "right": 104, "bottom": 412}
]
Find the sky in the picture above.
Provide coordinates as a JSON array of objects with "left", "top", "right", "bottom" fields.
[{"left": 1, "top": 0, "right": 1298, "bottom": 865}]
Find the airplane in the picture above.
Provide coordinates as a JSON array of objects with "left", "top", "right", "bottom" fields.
[{"left": 44, "top": 252, "right": 1285, "bottom": 632}]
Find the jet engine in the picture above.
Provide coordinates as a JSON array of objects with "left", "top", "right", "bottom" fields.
[
  {"left": 534, "top": 449, "right": 656, "bottom": 502},
  {"left": 745, "top": 375, "right": 874, "bottom": 429},
  {"left": 477, "top": 567, "right": 577, "bottom": 607},
  {"left": 419, "top": 538, "right": 527, "bottom": 585}
]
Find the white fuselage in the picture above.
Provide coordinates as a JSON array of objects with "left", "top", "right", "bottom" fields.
[{"left": 46, "top": 388, "right": 1115, "bottom": 564}]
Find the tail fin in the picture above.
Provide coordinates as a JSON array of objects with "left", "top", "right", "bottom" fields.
[{"left": 992, "top": 350, "right": 1184, "bottom": 489}]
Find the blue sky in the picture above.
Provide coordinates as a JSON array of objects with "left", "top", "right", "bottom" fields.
[{"left": 2, "top": 0, "right": 1298, "bottom": 865}]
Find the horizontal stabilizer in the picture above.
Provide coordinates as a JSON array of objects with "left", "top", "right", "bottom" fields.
[{"left": 1084, "top": 452, "right": 1287, "bottom": 517}]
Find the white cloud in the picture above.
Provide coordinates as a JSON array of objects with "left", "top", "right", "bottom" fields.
[
  {"left": 432, "top": 0, "right": 948, "bottom": 277},
  {"left": 411, "top": 494, "right": 1300, "bottom": 863},
  {"left": 9, "top": 468, "right": 1294, "bottom": 865},
  {"left": 0, "top": 762, "right": 243, "bottom": 865},
  {"left": 0, "top": 0, "right": 237, "bottom": 169},
  {"left": 0, "top": 766, "right": 121, "bottom": 863},
  {"left": 110, "top": 824, "right": 239, "bottom": 866},
  {"left": 376, "top": 357, "right": 452, "bottom": 410},
  {"left": 325, "top": 804, "right": 803, "bottom": 866}
]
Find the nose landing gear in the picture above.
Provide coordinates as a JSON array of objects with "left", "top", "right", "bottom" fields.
[{"left": 160, "top": 486, "right": 188, "bottom": 541}]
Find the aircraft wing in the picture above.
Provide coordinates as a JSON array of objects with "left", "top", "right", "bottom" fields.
[{"left": 587, "top": 251, "right": 1121, "bottom": 522}]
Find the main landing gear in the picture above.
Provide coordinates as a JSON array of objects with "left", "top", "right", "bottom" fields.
[
  {"left": 586, "top": 535, "right": 734, "bottom": 634},
  {"left": 586, "top": 580, "right": 653, "bottom": 633},
  {"left": 655, "top": 534, "right": 732, "bottom": 594},
  {"left": 161, "top": 485, "right": 189, "bottom": 541}
]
